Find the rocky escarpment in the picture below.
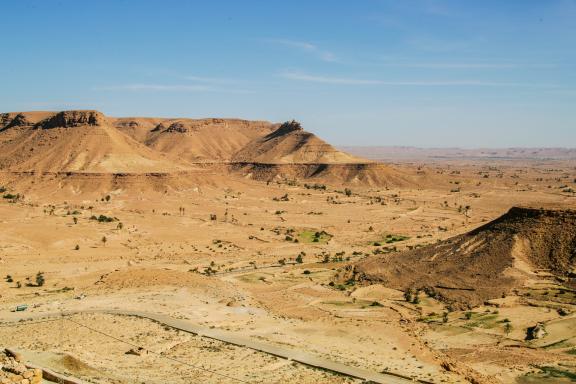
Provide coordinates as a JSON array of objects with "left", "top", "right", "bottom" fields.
[
  {"left": 230, "top": 162, "right": 409, "bottom": 186},
  {"left": 266, "top": 120, "right": 303, "bottom": 138},
  {"left": 0, "top": 113, "right": 32, "bottom": 131},
  {"left": 37, "top": 110, "right": 106, "bottom": 129}
]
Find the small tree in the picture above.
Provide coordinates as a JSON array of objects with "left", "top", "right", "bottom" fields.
[
  {"left": 344, "top": 188, "right": 352, "bottom": 197},
  {"left": 101, "top": 236, "right": 107, "bottom": 247},
  {"left": 75, "top": 244, "right": 80, "bottom": 251},
  {"left": 403, "top": 288, "right": 413, "bottom": 302},
  {"left": 73, "top": 217, "right": 78, "bottom": 225},
  {"left": 463, "top": 205, "right": 471, "bottom": 224},
  {"left": 35, "top": 272, "right": 45, "bottom": 287},
  {"left": 295, "top": 253, "right": 303, "bottom": 264},
  {"left": 504, "top": 322, "right": 512, "bottom": 335}
]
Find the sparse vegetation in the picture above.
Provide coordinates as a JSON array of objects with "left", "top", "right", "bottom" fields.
[
  {"left": 90, "top": 214, "right": 117, "bottom": 223},
  {"left": 298, "top": 230, "right": 332, "bottom": 244},
  {"left": 35, "top": 272, "right": 45, "bottom": 287}
]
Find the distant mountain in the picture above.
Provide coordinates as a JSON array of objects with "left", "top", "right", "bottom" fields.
[{"left": 342, "top": 146, "right": 576, "bottom": 161}]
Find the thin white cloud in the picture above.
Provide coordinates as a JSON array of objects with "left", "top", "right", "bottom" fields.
[
  {"left": 93, "top": 84, "right": 253, "bottom": 93},
  {"left": 384, "top": 62, "right": 519, "bottom": 69},
  {"left": 94, "top": 84, "right": 211, "bottom": 91},
  {"left": 264, "top": 38, "right": 337, "bottom": 62},
  {"left": 280, "top": 72, "right": 560, "bottom": 87},
  {"left": 377, "top": 61, "right": 558, "bottom": 69},
  {"left": 281, "top": 72, "right": 382, "bottom": 85},
  {"left": 184, "top": 76, "right": 239, "bottom": 84}
]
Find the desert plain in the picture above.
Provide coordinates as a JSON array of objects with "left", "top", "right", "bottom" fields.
[{"left": 0, "top": 111, "right": 575, "bottom": 384}]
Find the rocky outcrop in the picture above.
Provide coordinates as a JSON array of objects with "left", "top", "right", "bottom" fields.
[
  {"left": 526, "top": 323, "right": 547, "bottom": 340},
  {"left": 267, "top": 120, "right": 303, "bottom": 138},
  {"left": 0, "top": 113, "right": 9, "bottom": 127},
  {"left": 37, "top": 110, "right": 105, "bottom": 129},
  {"left": 150, "top": 123, "right": 166, "bottom": 132},
  {"left": 0, "top": 348, "right": 42, "bottom": 384},
  {"left": 164, "top": 122, "right": 188, "bottom": 133},
  {"left": 0, "top": 113, "right": 32, "bottom": 131}
]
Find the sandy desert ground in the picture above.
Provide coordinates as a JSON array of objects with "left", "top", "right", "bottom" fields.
[{"left": 1, "top": 112, "right": 575, "bottom": 384}]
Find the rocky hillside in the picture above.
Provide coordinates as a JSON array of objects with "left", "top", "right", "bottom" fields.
[
  {"left": 232, "top": 120, "right": 364, "bottom": 164},
  {"left": 0, "top": 111, "right": 178, "bottom": 173},
  {"left": 346, "top": 207, "right": 576, "bottom": 308},
  {"left": 0, "top": 110, "right": 404, "bottom": 186}
]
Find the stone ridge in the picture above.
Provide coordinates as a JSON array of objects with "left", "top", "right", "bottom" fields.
[{"left": 37, "top": 110, "right": 106, "bottom": 129}]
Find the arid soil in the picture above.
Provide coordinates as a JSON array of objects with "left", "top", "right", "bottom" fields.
[{"left": 0, "top": 110, "right": 575, "bottom": 383}]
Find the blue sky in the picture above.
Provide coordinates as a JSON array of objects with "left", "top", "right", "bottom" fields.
[{"left": 1, "top": 0, "right": 574, "bottom": 147}]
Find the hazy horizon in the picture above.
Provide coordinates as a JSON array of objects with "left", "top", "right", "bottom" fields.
[{"left": 1, "top": 0, "right": 574, "bottom": 147}]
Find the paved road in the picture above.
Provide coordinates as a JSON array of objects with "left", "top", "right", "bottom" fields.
[{"left": 2, "top": 309, "right": 428, "bottom": 384}]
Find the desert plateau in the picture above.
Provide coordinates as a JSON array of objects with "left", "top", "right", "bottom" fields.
[{"left": 2, "top": 1, "right": 575, "bottom": 383}]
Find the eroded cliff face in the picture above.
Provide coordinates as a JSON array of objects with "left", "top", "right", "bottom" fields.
[{"left": 37, "top": 110, "right": 106, "bottom": 129}]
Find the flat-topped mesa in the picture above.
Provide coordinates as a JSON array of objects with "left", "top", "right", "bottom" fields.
[
  {"left": 0, "top": 109, "right": 394, "bottom": 183},
  {"left": 37, "top": 110, "right": 106, "bottom": 129}
]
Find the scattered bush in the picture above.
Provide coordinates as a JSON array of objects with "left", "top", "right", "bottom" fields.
[
  {"left": 295, "top": 253, "right": 304, "bottom": 264},
  {"left": 90, "top": 214, "right": 116, "bottom": 223},
  {"left": 35, "top": 272, "right": 45, "bottom": 287},
  {"left": 3, "top": 193, "right": 20, "bottom": 200}
]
